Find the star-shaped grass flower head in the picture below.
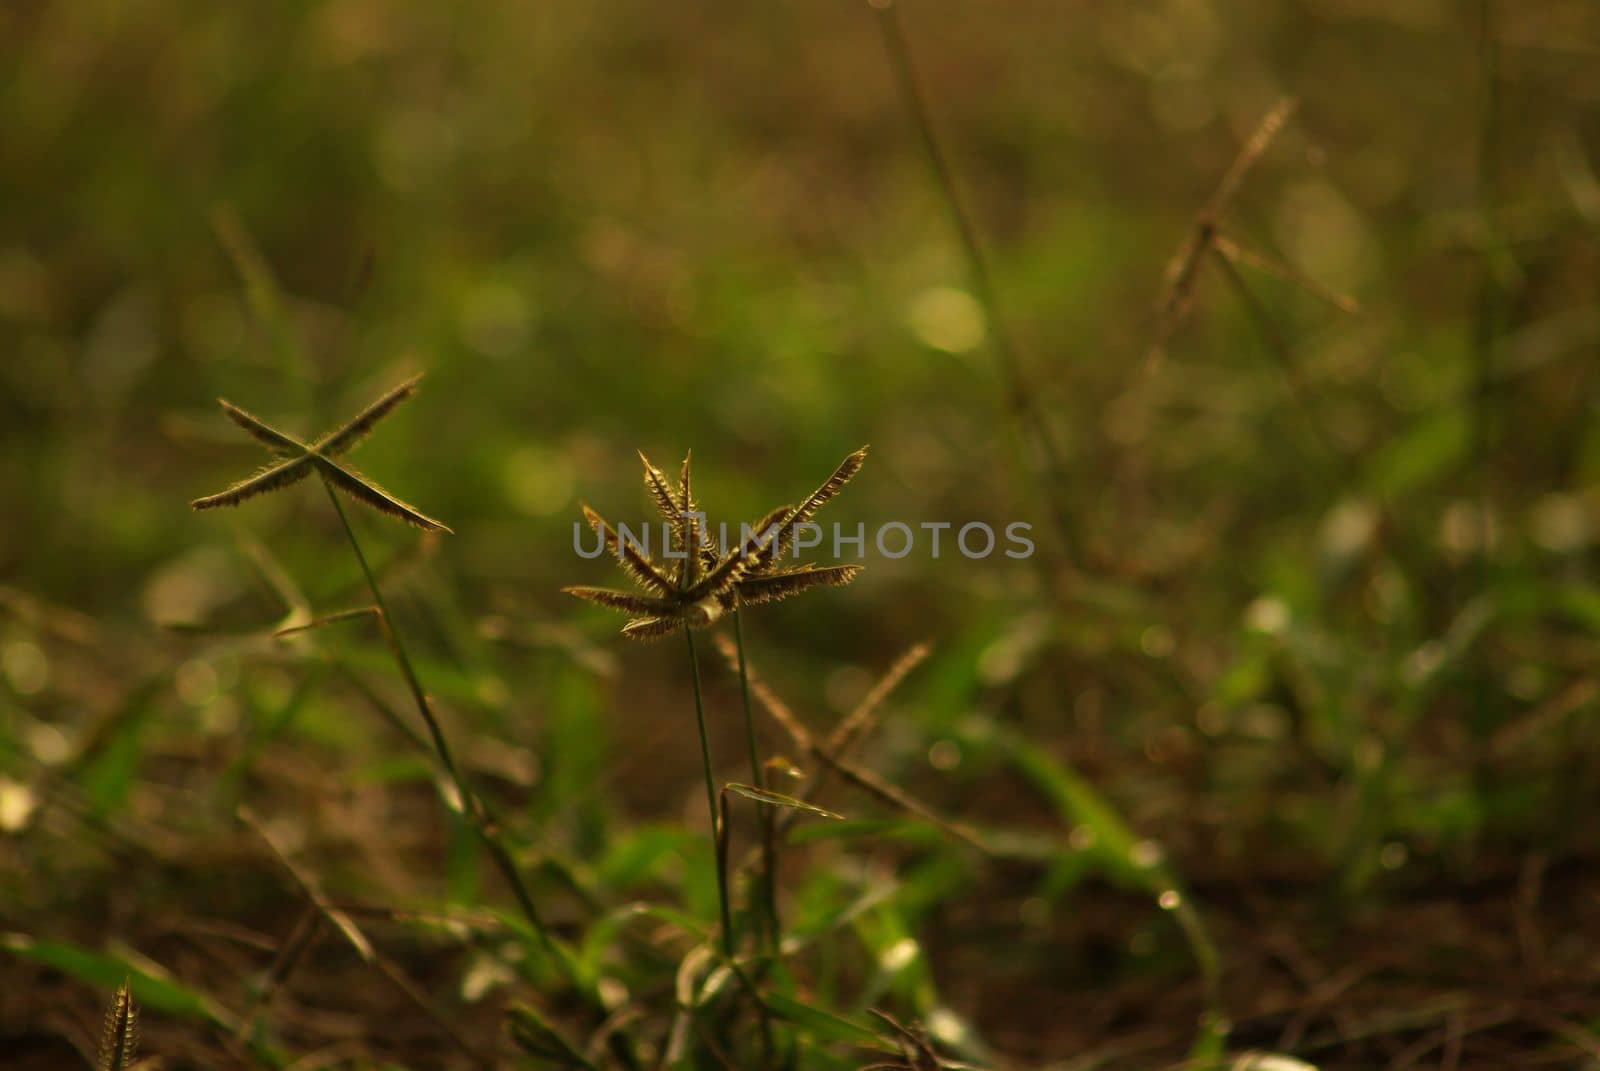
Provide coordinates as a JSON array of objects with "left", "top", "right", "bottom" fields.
[
  {"left": 565, "top": 447, "right": 867, "bottom": 640},
  {"left": 190, "top": 375, "right": 450, "bottom": 532}
]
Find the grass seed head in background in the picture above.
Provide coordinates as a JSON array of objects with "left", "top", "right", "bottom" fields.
[
  {"left": 98, "top": 982, "right": 138, "bottom": 1071},
  {"left": 565, "top": 446, "right": 867, "bottom": 640},
  {"left": 189, "top": 375, "right": 451, "bottom": 532}
]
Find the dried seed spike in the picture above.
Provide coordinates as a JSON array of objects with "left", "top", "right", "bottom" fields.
[
  {"left": 747, "top": 503, "right": 796, "bottom": 570},
  {"left": 736, "top": 564, "right": 862, "bottom": 606},
  {"left": 691, "top": 495, "right": 813, "bottom": 601},
  {"left": 718, "top": 637, "right": 982, "bottom": 850},
  {"left": 793, "top": 445, "right": 868, "bottom": 526},
  {"left": 582, "top": 502, "right": 676, "bottom": 594},
  {"left": 620, "top": 615, "right": 682, "bottom": 640},
  {"left": 699, "top": 536, "right": 721, "bottom": 572},
  {"left": 317, "top": 458, "right": 452, "bottom": 532},
  {"left": 769, "top": 445, "right": 869, "bottom": 561},
  {"left": 638, "top": 450, "right": 685, "bottom": 539},
  {"left": 677, "top": 449, "right": 693, "bottom": 512},
  {"left": 315, "top": 374, "right": 423, "bottom": 457},
  {"left": 1206, "top": 96, "right": 1297, "bottom": 220},
  {"left": 827, "top": 641, "right": 931, "bottom": 754},
  {"left": 677, "top": 451, "right": 704, "bottom": 589},
  {"left": 191, "top": 456, "right": 314, "bottom": 510},
  {"left": 563, "top": 586, "right": 675, "bottom": 615},
  {"left": 99, "top": 981, "right": 138, "bottom": 1071},
  {"left": 218, "top": 399, "right": 307, "bottom": 457},
  {"left": 1212, "top": 234, "right": 1361, "bottom": 315},
  {"left": 747, "top": 504, "right": 793, "bottom": 539},
  {"left": 1156, "top": 96, "right": 1298, "bottom": 344},
  {"left": 742, "top": 503, "right": 795, "bottom": 574},
  {"left": 687, "top": 526, "right": 774, "bottom": 601},
  {"left": 677, "top": 453, "right": 724, "bottom": 570}
]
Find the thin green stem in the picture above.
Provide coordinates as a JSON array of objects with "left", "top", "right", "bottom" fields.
[
  {"left": 731, "top": 611, "right": 782, "bottom": 1067},
  {"left": 733, "top": 608, "right": 779, "bottom": 953},
  {"left": 685, "top": 627, "right": 735, "bottom": 960},
  {"left": 322, "top": 478, "right": 464, "bottom": 791},
  {"left": 319, "top": 477, "right": 561, "bottom": 966},
  {"left": 715, "top": 788, "right": 778, "bottom": 1068},
  {"left": 1169, "top": 893, "right": 1228, "bottom": 1061}
]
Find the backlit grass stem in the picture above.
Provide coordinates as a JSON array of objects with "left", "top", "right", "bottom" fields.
[
  {"left": 320, "top": 475, "right": 563, "bottom": 969},
  {"left": 684, "top": 626, "right": 736, "bottom": 960},
  {"left": 733, "top": 606, "right": 780, "bottom": 954}
]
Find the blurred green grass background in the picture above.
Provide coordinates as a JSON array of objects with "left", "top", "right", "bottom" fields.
[
  {"left": 12, "top": 0, "right": 1595, "bottom": 624},
  {"left": 6, "top": 1, "right": 1600, "bottom": 1067}
]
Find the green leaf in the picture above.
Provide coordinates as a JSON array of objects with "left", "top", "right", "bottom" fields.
[
  {"left": 764, "top": 991, "right": 890, "bottom": 1048},
  {"left": 724, "top": 782, "right": 843, "bottom": 821},
  {"left": 445, "top": 807, "right": 480, "bottom": 906},
  {"left": 76, "top": 677, "right": 163, "bottom": 813},
  {"left": 1, "top": 933, "right": 236, "bottom": 1029},
  {"left": 505, "top": 1004, "right": 596, "bottom": 1069}
]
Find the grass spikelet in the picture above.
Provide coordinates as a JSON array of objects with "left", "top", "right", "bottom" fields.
[
  {"left": 562, "top": 585, "right": 672, "bottom": 615},
  {"left": 619, "top": 615, "right": 680, "bottom": 640},
  {"left": 190, "top": 456, "right": 313, "bottom": 510},
  {"left": 676, "top": 451, "right": 707, "bottom": 587},
  {"left": 581, "top": 503, "right": 675, "bottom": 593},
  {"left": 218, "top": 399, "right": 303, "bottom": 456},
  {"left": 764, "top": 445, "right": 868, "bottom": 563},
  {"left": 316, "top": 459, "right": 451, "bottom": 532},
  {"left": 313, "top": 374, "right": 423, "bottom": 456},
  {"left": 98, "top": 982, "right": 138, "bottom": 1071},
  {"left": 735, "top": 564, "right": 862, "bottom": 606},
  {"left": 789, "top": 446, "right": 868, "bottom": 526},
  {"left": 638, "top": 450, "right": 685, "bottom": 545}
]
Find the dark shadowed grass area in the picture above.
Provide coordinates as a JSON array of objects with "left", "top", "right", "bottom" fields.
[{"left": 5, "top": 2, "right": 1600, "bottom": 1068}]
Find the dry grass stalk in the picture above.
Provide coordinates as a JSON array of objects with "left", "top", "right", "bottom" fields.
[
  {"left": 1153, "top": 96, "right": 1302, "bottom": 354},
  {"left": 712, "top": 636, "right": 987, "bottom": 853},
  {"left": 1212, "top": 235, "right": 1361, "bottom": 315}
]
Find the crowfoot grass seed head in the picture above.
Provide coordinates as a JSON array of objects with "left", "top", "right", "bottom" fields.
[
  {"left": 565, "top": 446, "right": 867, "bottom": 639},
  {"left": 191, "top": 375, "right": 451, "bottom": 533}
]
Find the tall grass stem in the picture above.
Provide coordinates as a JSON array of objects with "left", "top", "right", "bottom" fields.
[
  {"left": 733, "top": 608, "right": 779, "bottom": 953},
  {"left": 684, "top": 627, "right": 736, "bottom": 960},
  {"left": 320, "top": 476, "right": 562, "bottom": 966}
]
